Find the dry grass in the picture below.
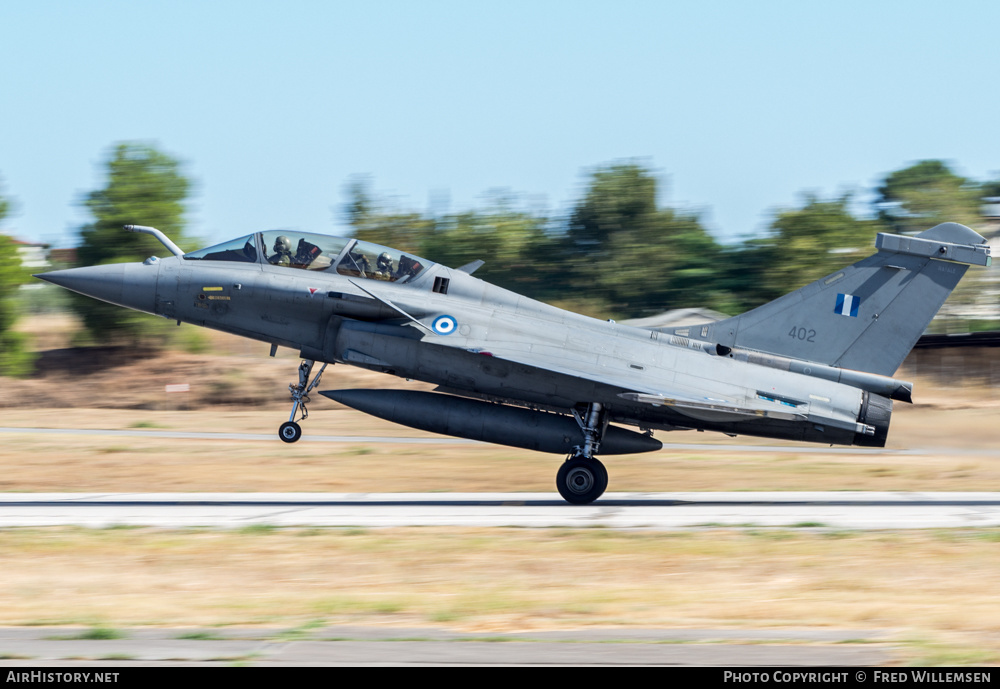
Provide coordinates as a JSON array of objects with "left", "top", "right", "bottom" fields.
[
  {"left": 1, "top": 404, "right": 999, "bottom": 492},
  {"left": 0, "top": 526, "right": 999, "bottom": 663}
]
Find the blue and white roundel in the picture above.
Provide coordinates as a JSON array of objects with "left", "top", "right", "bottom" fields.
[{"left": 432, "top": 315, "right": 457, "bottom": 335}]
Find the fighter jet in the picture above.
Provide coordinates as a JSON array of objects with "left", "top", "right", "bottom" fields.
[{"left": 36, "top": 222, "right": 991, "bottom": 503}]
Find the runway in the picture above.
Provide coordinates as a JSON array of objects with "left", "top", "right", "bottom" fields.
[
  {"left": 0, "top": 625, "right": 891, "bottom": 666},
  {"left": 2, "top": 492, "right": 999, "bottom": 529}
]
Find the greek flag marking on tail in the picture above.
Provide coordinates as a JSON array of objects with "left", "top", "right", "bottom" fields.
[{"left": 835, "top": 293, "right": 860, "bottom": 318}]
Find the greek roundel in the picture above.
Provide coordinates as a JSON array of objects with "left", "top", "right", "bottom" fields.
[
  {"left": 432, "top": 315, "right": 458, "bottom": 335},
  {"left": 835, "top": 293, "right": 860, "bottom": 318}
]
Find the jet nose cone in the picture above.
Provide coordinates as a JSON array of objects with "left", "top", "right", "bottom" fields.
[
  {"left": 34, "top": 262, "right": 159, "bottom": 315},
  {"left": 35, "top": 264, "right": 127, "bottom": 303}
]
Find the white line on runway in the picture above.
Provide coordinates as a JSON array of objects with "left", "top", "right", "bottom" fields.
[{"left": 2, "top": 492, "right": 999, "bottom": 530}]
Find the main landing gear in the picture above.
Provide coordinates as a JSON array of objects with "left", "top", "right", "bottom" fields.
[
  {"left": 278, "top": 359, "right": 328, "bottom": 443},
  {"left": 556, "top": 402, "right": 609, "bottom": 505}
]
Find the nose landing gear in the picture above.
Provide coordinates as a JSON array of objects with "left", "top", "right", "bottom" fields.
[
  {"left": 278, "top": 359, "right": 328, "bottom": 443},
  {"left": 556, "top": 402, "right": 610, "bottom": 504}
]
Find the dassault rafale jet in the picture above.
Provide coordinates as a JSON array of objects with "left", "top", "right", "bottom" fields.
[{"left": 37, "top": 222, "right": 991, "bottom": 503}]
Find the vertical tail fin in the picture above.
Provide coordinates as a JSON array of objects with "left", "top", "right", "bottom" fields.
[{"left": 699, "top": 223, "right": 991, "bottom": 376}]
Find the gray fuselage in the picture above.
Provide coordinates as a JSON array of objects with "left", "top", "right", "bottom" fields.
[{"left": 123, "top": 241, "right": 872, "bottom": 447}]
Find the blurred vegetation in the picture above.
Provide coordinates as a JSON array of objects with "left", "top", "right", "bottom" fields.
[
  {"left": 872, "top": 161, "right": 999, "bottom": 330},
  {"left": 16, "top": 282, "right": 73, "bottom": 315},
  {"left": 729, "top": 194, "right": 883, "bottom": 311},
  {"left": 0, "top": 176, "right": 37, "bottom": 376},
  {"left": 347, "top": 177, "right": 567, "bottom": 303},
  {"left": 74, "top": 142, "right": 196, "bottom": 345},
  {"left": 565, "top": 164, "right": 725, "bottom": 317},
  {"left": 876, "top": 160, "right": 984, "bottom": 235},
  {"left": 344, "top": 159, "right": 998, "bottom": 321},
  {"left": 4, "top": 151, "right": 997, "bottom": 366}
]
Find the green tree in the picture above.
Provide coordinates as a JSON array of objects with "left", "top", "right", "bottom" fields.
[
  {"left": 732, "top": 194, "right": 883, "bottom": 311},
  {"left": 567, "top": 163, "right": 658, "bottom": 256},
  {"left": 876, "top": 162, "right": 1000, "bottom": 332},
  {"left": 341, "top": 180, "right": 568, "bottom": 301},
  {"left": 875, "top": 160, "right": 982, "bottom": 234},
  {"left": 566, "top": 163, "right": 725, "bottom": 317},
  {"left": 422, "top": 192, "right": 565, "bottom": 298},
  {"left": 0, "top": 176, "right": 36, "bottom": 376},
  {"left": 75, "top": 142, "right": 193, "bottom": 343},
  {"left": 0, "top": 178, "right": 10, "bottom": 222},
  {"left": 982, "top": 178, "right": 1000, "bottom": 200},
  {"left": 342, "top": 175, "right": 436, "bottom": 255},
  {"left": 339, "top": 165, "right": 731, "bottom": 318}
]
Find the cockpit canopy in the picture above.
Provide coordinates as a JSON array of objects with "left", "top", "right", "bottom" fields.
[{"left": 183, "top": 231, "right": 430, "bottom": 283}]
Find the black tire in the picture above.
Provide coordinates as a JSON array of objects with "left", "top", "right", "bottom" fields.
[
  {"left": 556, "top": 456, "right": 608, "bottom": 504},
  {"left": 592, "top": 457, "right": 609, "bottom": 492},
  {"left": 279, "top": 421, "right": 302, "bottom": 443}
]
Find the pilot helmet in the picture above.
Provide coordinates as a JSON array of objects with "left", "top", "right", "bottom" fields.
[
  {"left": 274, "top": 235, "right": 291, "bottom": 254},
  {"left": 377, "top": 252, "right": 393, "bottom": 270}
]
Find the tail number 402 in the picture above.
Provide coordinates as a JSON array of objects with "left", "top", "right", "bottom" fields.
[{"left": 789, "top": 326, "right": 816, "bottom": 343}]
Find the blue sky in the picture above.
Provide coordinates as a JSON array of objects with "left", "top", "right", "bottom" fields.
[{"left": 1, "top": 0, "right": 998, "bottom": 250}]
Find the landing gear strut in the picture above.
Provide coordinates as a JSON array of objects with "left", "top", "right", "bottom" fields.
[
  {"left": 278, "top": 359, "right": 328, "bottom": 443},
  {"left": 556, "top": 403, "right": 609, "bottom": 504}
]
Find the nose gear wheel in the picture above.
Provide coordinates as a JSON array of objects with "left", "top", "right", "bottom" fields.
[
  {"left": 278, "top": 359, "right": 328, "bottom": 443},
  {"left": 279, "top": 421, "right": 302, "bottom": 443}
]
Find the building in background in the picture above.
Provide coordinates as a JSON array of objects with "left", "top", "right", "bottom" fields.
[{"left": 12, "top": 238, "right": 50, "bottom": 270}]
